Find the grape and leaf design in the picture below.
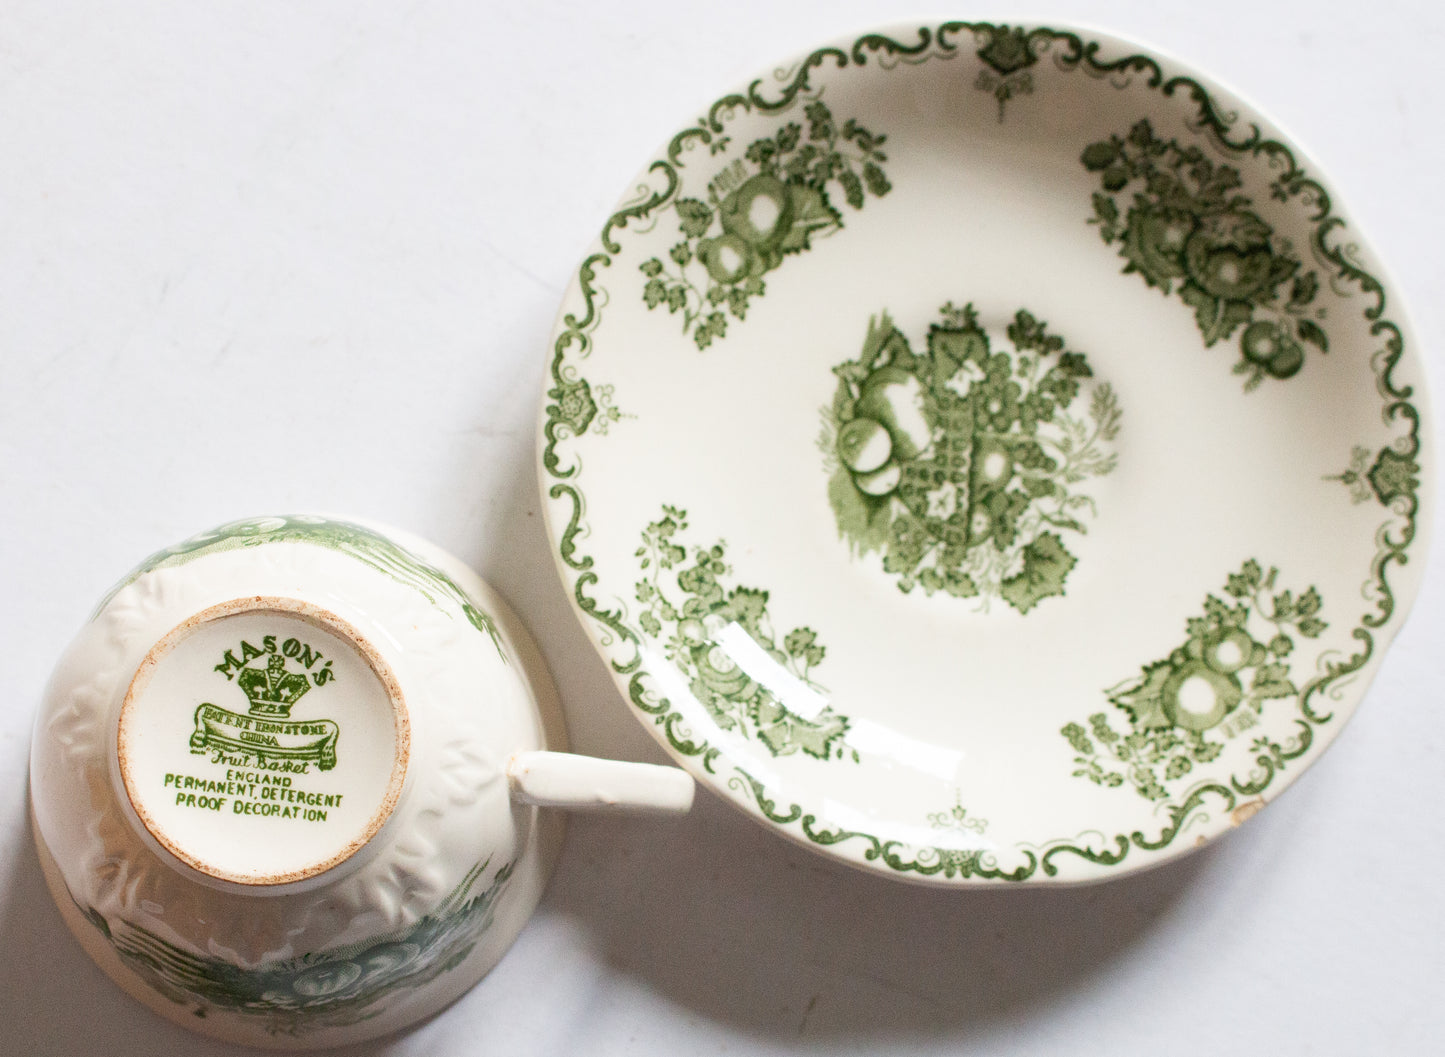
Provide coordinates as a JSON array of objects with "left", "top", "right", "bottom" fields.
[
  {"left": 634, "top": 506, "right": 854, "bottom": 761},
  {"left": 822, "top": 303, "right": 1120, "bottom": 613},
  {"left": 639, "top": 100, "right": 891, "bottom": 348},
  {"left": 1063, "top": 561, "right": 1327, "bottom": 801},
  {"left": 1083, "top": 119, "right": 1328, "bottom": 390}
]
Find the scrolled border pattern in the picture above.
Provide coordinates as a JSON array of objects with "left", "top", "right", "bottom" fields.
[{"left": 540, "top": 23, "right": 1426, "bottom": 882}]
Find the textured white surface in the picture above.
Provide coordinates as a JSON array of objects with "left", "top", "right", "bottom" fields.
[{"left": 1, "top": 2, "right": 1440, "bottom": 1054}]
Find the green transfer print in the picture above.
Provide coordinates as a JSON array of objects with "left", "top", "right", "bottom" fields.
[
  {"left": 1083, "top": 119, "right": 1328, "bottom": 390},
  {"left": 80, "top": 860, "right": 512, "bottom": 1034},
  {"left": 971, "top": 24, "right": 1041, "bottom": 120},
  {"left": 1327, "top": 445, "right": 1376, "bottom": 505},
  {"left": 928, "top": 798, "right": 988, "bottom": 835},
  {"left": 639, "top": 99, "right": 891, "bottom": 349},
  {"left": 98, "top": 516, "right": 504, "bottom": 661},
  {"left": 546, "top": 377, "right": 623, "bottom": 439},
  {"left": 918, "top": 797, "right": 993, "bottom": 880},
  {"left": 824, "top": 303, "right": 1119, "bottom": 612},
  {"left": 634, "top": 506, "right": 854, "bottom": 762},
  {"left": 1365, "top": 446, "right": 1421, "bottom": 508},
  {"left": 545, "top": 23, "right": 1426, "bottom": 879},
  {"left": 1064, "top": 561, "right": 1328, "bottom": 801},
  {"left": 1327, "top": 444, "right": 1421, "bottom": 508},
  {"left": 193, "top": 639, "right": 341, "bottom": 772}
]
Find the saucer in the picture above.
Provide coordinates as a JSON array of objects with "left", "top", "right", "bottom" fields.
[{"left": 538, "top": 22, "right": 1431, "bottom": 883}]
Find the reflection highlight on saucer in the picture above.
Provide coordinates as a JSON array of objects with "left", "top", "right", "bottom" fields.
[{"left": 645, "top": 621, "right": 966, "bottom": 790}]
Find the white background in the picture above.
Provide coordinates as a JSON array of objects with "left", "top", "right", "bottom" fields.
[{"left": 1, "top": 2, "right": 1441, "bottom": 1054}]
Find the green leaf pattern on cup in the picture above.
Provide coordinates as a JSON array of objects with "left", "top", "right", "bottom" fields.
[
  {"left": 79, "top": 860, "right": 512, "bottom": 1034},
  {"left": 97, "top": 515, "right": 504, "bottom": 659}
]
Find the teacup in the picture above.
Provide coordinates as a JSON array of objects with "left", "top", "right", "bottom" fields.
[{"left": 29, "top": 515, "right": 693, "bottom": 1049}]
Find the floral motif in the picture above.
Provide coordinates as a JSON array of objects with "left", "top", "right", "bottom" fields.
[
  {"left": 589, "top": 383, "right": 624, "bottom": 434},
  {"left": 1084, "top": 119, "right": 1328, "bottom": 389},
  {"left": 545, "top": 377, "right": 624, "bottom": 439},
  {"left": 972, "top": 25, "right": 1039, "bottom": 120},
  {"left": 920, "top": 797, "right": 992, "bottom": 878},
  {"left": 1327, "top": 444, "right": 1420, "bottom": 508},
  {"left": 1063, "top": 561, "right": 1327, "bottom": 801},
  {"left": 1367, "top": 447, "right": 1420, "bottom": 507},
  {"left": 634, "top": 506, "right": 853, "bottom": 761},
  {"left": 927, "top": 797, "right": 989, "bottom": 834},
  {"left": 547, "top": 376, "right": 598, "bottom": 436},
  {"left": 823, "top": 303, "right": 1120, "bottom": 613},
  {"left": 640, "top": 100, "right": 891, "bottom": 348},
  {"left": 1327, "top": 445, "right": 1374, "bottom": 505}
]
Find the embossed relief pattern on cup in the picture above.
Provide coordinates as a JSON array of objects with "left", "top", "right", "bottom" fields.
[
  {"left": 97, "top": 514, "right": 506, "bottom": 660},
  {"left": 75, "top": 859, "right": 514, "bottom": 1033}
]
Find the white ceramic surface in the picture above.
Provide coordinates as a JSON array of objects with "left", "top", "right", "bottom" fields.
[
  {"left": 30, "top": 515, "right": 691, "bottom": 1048},
  {"left": 540, "top": 21, "right": 1432, "bottom": 885}
]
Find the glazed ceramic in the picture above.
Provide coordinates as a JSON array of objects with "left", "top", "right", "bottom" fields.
[
  {"left": 539, "top": 22, "right": 1432, "bottom": 885},
  {"left": 30, "top": 515, "right": 693, "bottom": 1048}
]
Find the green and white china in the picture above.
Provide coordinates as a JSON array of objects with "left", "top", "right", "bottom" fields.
[
  {"left": 539, "top": 23, "right": 1431, "bottom": 885},
  {"left": 30, "top": 516, "right": 693, "bottom": 1048}
]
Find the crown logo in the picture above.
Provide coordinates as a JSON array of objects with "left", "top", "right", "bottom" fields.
[{"left": 237, "top": 654, "right": 311, "bottom": 718}]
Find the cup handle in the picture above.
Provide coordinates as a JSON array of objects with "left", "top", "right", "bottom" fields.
[{"left": 507, "top": 750, "right": 695, "bottom": 816}]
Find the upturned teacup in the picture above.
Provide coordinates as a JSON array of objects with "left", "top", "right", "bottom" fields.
[{"left": 30, "top": 514, "right": 692, "bottom": 1048}]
